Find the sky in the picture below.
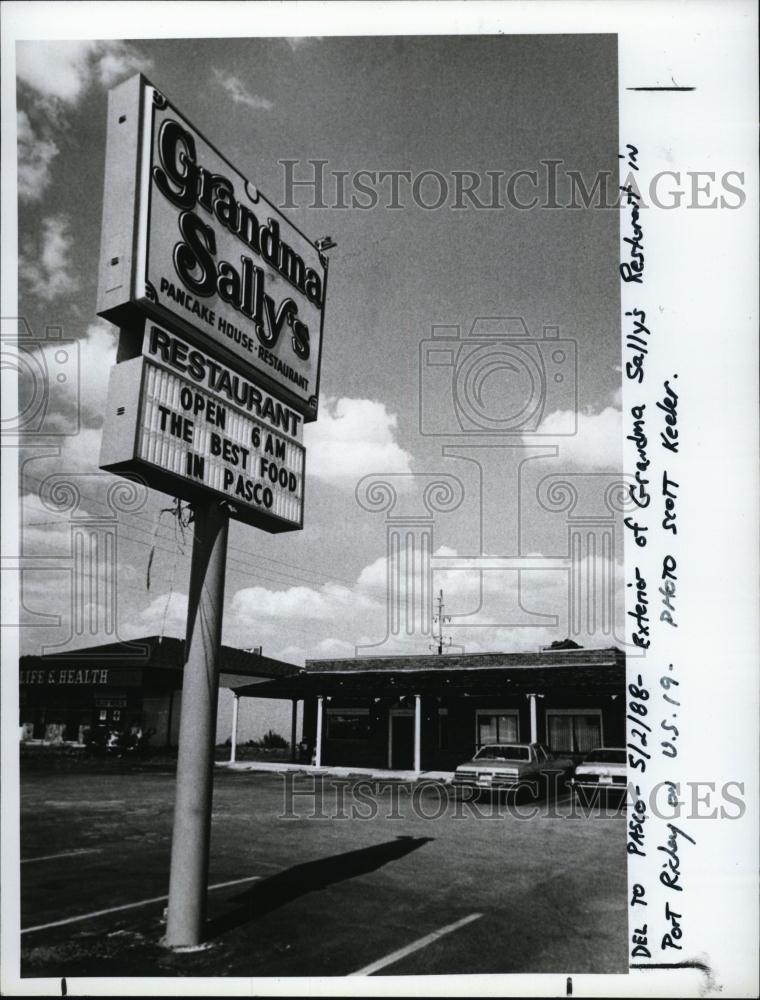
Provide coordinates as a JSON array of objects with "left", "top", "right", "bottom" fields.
[{"left": 15, "top": 32, "right": 624, "bottom": 663}]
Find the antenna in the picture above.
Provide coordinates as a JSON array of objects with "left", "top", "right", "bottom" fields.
[{"left": 429, "top": 589, "right": 453, "bottom": 655}]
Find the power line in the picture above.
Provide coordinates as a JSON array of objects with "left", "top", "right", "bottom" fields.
[{"left": 19, "top": 472, "right": 393, "bottom": 597}]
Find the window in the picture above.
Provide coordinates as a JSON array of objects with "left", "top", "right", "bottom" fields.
[
  {"left": 475, "top": 745, "right": 530, "bottom": 762},
  {"left": 546, "top": 711, "right": 602, "bottom": 753},
  {"left": 326, "top": 709, "right": 370, "bottom": 741},
  {"left": 475, "top": 710, "right": 519, "bottom": 750}
]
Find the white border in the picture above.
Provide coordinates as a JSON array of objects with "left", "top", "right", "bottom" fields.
[{"left": 2, "top": 2, "right": 758, "bottom": 997}]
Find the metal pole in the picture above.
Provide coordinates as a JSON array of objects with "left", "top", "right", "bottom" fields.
[
  {"left": 165, "top": 500, "right": 229, "bottom": 949},
  {"left": 290, "top": 699, "right": 298, "bottom": 762},
  {"left": 414, "top": 694, "right": 422, "bottom": 773},
  {"left": 315, "top": 696, "right": 323, "bottom": 767},
  {"left": 230, "top": 692, "right": 239, "bottom": 764},
  {"left": 528, "top": 693, "right": 538, "bottom": 743}
]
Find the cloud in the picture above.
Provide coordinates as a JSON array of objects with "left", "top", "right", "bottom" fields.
[
  {"left": 17, "top": 322, "right": 118, "bottom": 437},
  {"left": 19, "top": 214, "right": 79, "bottom": 301},
  {"left": 17, "top": 110, "right": 59, "bottom": 203},
  {"left": 64, "top": 322, "right": 118, "bottom": 426},
  {"left": 20, "top": 490, "right": 91, "bottom": 555},
  {"left": 96, "top": 44, "right": 152, "bottom": 89},
  {"left": 130, "top": 591, "right": 189, "bottom": 635},
  {"left": 16, "top": 40, "right": 151, "bottom": 107},
  {"left": 525, "top": 406, "right": 622, "bottom": 470},
  {"left": 212, "top": 69, "right": 273, "bottom": 110},
  {"left": 230, "top": 580, "right": 380, "bottom": 624},
  {"left": 357, "top": 543, "right": 625, "bottom": 653},
  {"left": 304, "top": 397, "right": 413, "bottom": 486}
]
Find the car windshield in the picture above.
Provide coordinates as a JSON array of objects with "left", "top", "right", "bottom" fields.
[
  {"left": 475, "top": 745, "right": 530, "bottom": 762},
  {"left": 582, "top": 748, "right": 627, "bottom": 764}
]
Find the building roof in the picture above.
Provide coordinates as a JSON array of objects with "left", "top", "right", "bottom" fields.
[
  {"left": 234, "top": 647, "right": 625, "bottom": 700},
  {"left": 305, "top": 647, "right": 624, "bottom": 673},
  {"left": 19, "top": 636, "right": 300, "bottom": 680}
]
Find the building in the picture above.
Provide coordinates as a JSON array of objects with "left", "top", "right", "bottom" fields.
[
  {"left": 235, "top": 646, "right": 626, "bottom": 771},
  {"left": 19, "top": 636, "right": 300, "bottom": 747}
]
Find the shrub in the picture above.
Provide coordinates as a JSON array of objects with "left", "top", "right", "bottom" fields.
[{"left": 259, "top": 729, "right": 288, "bottom": 749}]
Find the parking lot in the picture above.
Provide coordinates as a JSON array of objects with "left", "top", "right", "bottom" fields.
[{"left": 19, "top": 764, "right": 628, "bottom": 979}]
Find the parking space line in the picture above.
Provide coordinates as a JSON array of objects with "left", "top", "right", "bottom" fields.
[
  {"left": 21, "top": 848, "right": 102, "bottom": 864},
  {"left": 348, "top": 912, "right": 483, "bottom": 976},
  {"left": 21, "top": 874, "right": 261, "bottom": 935}
]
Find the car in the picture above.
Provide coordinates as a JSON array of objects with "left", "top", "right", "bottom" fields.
[
  {"left": 569, "top": 747, "right": 627, "bottom": 805},
  {"left": 451, "top": 742, "right": 575, "bottom": 800}
]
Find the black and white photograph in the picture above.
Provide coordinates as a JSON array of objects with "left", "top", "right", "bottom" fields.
[{"left": 1, "top": 2, "right": 757, "bottom": 996}]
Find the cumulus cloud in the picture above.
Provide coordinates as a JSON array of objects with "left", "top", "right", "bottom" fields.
[
  {"left": 17, "top": 110, "right": 59, "bottom": 203},
  {"left": 121, "top": 591, "right": 193, "bottom": 643},
  {"left": 96, "top": 43, "right": 152, "bottom": 89},
  {"left": 64, "top": 322, "right": 118, "bottom": 426},
  {"left": 525, "top": 406, "right": 622, "bottom": 470},
  {"left": 265, "top": 635, "right": 376, "bottom": 667},
  {"left": 20, "top": 214, "right": 79, "bottom": 302},
  {"left": 304, "top": 397, "right": 413, "bottom": 486},
  {"left": 20, "top": 490, "right": 89, "bottom": 555},
  {"left": 16, "top": 322, "right": 118, "bottom": 438},
  {"left": 357, "top": 543, "right": 625, "bottom": 652},
  {"left": 212, "top": 69, "right": 272, "bottom": 110},
  {"left": 15, "top": 41, "right": 151, "bottom": 204},
  {"left": 230, "top": 580, "right": 380, "bottom": 624},
  {"left": 16, "top": 40, "right": 151, "bottom": 107}
]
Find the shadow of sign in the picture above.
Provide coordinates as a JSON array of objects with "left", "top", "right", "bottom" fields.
[{"left": 205, "top": 835, "right": 434, "bottom": 940}]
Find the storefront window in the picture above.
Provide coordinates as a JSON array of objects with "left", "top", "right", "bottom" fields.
[
  {"left": 327, "top": 710, "right": 370, "bottom": 741},
  {"left": 546, "top": 712, "right": 602, "bottom": 753},
  {"left": 476, "top": 711, "right": 518, "bottom": 749}
]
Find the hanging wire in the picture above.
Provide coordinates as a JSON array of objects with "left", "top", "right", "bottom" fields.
[{"left": 144, "top": 499, "right": 192, "bottom": 643}]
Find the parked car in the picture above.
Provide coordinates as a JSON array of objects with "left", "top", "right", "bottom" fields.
[
  {"left": 451, "top": 742, "right": 575, "bottom": 800},
  {"left": 569, "top": 747, "right": 627, "bottom": 804}
]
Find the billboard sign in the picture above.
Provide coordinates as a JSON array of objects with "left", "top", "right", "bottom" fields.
[
  {"left": 96, "top": 74, "right": 327, "bottom": 420},
  {"left": 100, "top": 353, "right": 305, "bottom": 533},
  {"left": 141, "top": 322, "right": 304, "bottom": 441}
]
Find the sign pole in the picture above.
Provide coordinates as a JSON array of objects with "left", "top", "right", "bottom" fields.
[{"left": 165, "top": 499, "right": 229, "bottom": 949}]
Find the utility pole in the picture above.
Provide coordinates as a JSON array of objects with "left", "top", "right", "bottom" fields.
[{"left": 430, "top": 589, "right": 452, "bottom": 655}]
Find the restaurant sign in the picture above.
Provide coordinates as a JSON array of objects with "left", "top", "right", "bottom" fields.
[
  {"left": 100, "top": 332, "right": 305, "bottom": 532},
  {"left": 96, "top": 74, "right": 326, "bottom": 419}
]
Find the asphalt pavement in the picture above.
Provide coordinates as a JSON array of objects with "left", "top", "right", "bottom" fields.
[{"left": 18, "top": 765, "right": 628, "bottom": 979}]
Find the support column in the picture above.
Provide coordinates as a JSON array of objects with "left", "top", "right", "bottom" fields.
[
  {"left": 290, "top": 699, "right": 298, "bottom": 762},
  {"left": 528, "top": 693, "right": 538, "bottom": 744},
  {"left": 414, "top": 694, "right": 422, "bottom": 773},
  {"left": 315, "top": 696, "right": 324, "bottom": 767},
  {"left": 165, "top": 501, "right": 229, "bottom": 949},
  {"left": 229, "top": 692, "right": 239, "bottom": 764}
]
